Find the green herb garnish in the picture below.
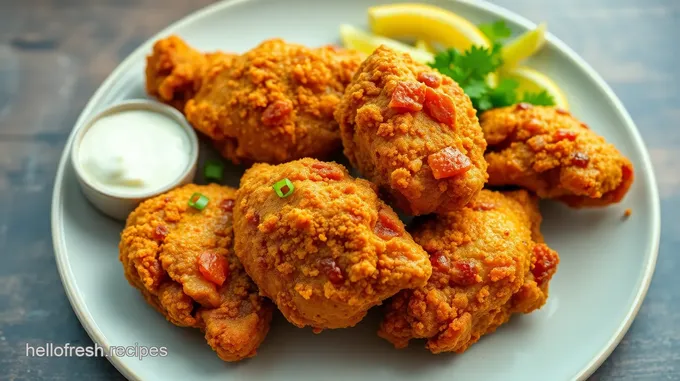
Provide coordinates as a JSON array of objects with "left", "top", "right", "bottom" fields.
[
  {"left": 188, "top": 193, "right": 209, "bottom": 210},
  {"left": 204, "top": 160, "right": 224, "bottom": 182},
  {"left": 272, "top": 178, "right": 295, "bottom": 198},
  {"left": 428, "top": 20, "right": 555, "bottom": 112}
]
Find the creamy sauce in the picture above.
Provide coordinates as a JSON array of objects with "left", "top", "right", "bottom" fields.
[{"left": 78, "top": 110, "right": 191, "bottom": 196}]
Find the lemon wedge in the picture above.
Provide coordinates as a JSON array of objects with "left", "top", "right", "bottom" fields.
[
  {"left": 368, "top": 3, "right": 490, "bottom": 51},
  {"left": 339, "top": 24, "right": 434, "bottom": 64},
  {"left": 501, "top": 23, "right": 547, "bottom": 70},
  {"left": 502, "top": 66, "right": 569, "bottom": 109},
  {"left": 415, "top": 39, "right": 436, "bottom": 54}
]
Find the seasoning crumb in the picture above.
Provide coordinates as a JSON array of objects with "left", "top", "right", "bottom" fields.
[{"left": 623, "top": 208, "right": 632, "bottom": 218}]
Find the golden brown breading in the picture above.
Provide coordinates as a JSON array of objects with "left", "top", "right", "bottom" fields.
[
  {"left": 233, "top": 158, "right": 432, "bottom": 331},
  {"left": 378, "top": 190, "right": 559, "bottom": 354},
  {"left": 481, "top": 104, "right": 634, "bottom": 207},
  {"left": 119, "top": 184, "right": 272, "bottom": 362},
  {"left": 335, "top": 46, "right": 487, "bottom": 216},
  {"left": 184, "top": 39, "right": 363, "bottom": 164},
  {"left": 145, "top": 36, "right": 234, "bottom": 111}
]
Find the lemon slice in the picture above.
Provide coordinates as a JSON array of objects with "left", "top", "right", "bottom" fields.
[
  {"left": 501, "top": 23, "right": 547, "bottom": 70},
  {"left": 415, "top": 39, "right": 435, "bottom": 54},
  {"left": 502, "top": 66, "right": 569, "bottom": 109},
  {"left": 339, "top": 24, "right": 434, "bottom": 63},
  {"left": 368, "top": 3, "right": 490, "bottom": 51}
]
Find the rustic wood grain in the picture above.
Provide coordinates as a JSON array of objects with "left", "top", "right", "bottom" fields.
[{"left": 0, "top": 0, "right": 678, "bottom": 380}]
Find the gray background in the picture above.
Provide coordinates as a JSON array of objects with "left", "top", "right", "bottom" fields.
[{"left": 0, "top": 0, "right": 678, "bottom": 379}]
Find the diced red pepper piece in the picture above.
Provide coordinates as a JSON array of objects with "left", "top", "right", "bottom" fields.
[
  {"left": 153, "top": 225, "right": 169, "bottom": 241},
  {"left": 571, "top": 152, "right": 590, "bottom": 168},
  {"left": 374, "top": 209, "right": 403, "bottom": 240},
  {"left": 262, "top": 100, "right": 292, "bottom": 126},
  {"left": 389, "top": 81, "right": 426, "bottom": 112},
  {"left": 427, "top": 147, "right": 472, "bottom": 180},
  {"left": 554, "top": 129, "right": 577, "bottom": 141},
  {"left": 311, "top": 162, "right": 344, "bottom": 180},
  {"left": 220, "top": 199, "right": 235, "bottom": 212},
  {"left": 532, "top": 244, "right": 559, "bottom": 286},
  {"left": 471, "top": 202, "right": 496, "bottom": 211},
  {"left": 417, "top": 72, "right": 442, "bottom": 88},
  {"left": 515, "top": 103, "right": 532, "bottom": 111},
  {"left": 319, "top": 258, "right": 344, "bottom": 285},
  {"left": 450, "top": 260, "right": 478, "bottom": 286},
  {"left": 198, "top": 251, "right": 229, "bottom": 286},
  {"left": 429, "top": 251, "right": 450, "bottom": 273},
  {"left": 424, "top": 87, "right": 456, "bottom": 126}
]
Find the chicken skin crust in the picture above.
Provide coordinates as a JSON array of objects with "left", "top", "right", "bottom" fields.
[
  {"left": 335, "top": 46, "right": 487, "bottom": 216},
  {"left": 119, "top": 184, "right": 273, "bottom": 362},
  {"left": 233, "top": 158, "right": 432, "bottom": 331},
  {"left": 145, "top": 36, "right": 234, "bottom": 111},
  {"left": 146, "top": 36, "right": 363, "bottom": 164},
  {"left": 481, "top": 104, "right": 634, "bottom": 207},
  {"left": 378, "top": 190, "right": 559, "bottom": 354},
  {"left": 184, "top": 39, "right": 363, "bottom": 164}
]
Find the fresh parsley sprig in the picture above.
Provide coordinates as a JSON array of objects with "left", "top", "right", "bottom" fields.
[{"left": 428, "top": 20, "right": 555, "bottom": 112}]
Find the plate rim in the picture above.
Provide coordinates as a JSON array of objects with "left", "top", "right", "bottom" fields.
[{"left": 50, "top": 0, "right": 661, "bottom": 380}]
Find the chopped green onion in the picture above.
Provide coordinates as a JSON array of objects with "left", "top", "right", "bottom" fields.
[
  {"left": 204, "top": 160, "right": 224, "bottom": 182},
  {"left": 272, "top": 178, "right": 295, "bottom": 198},
  {"left": 188, "top": 192, "right": 209, "bottom": 210}
]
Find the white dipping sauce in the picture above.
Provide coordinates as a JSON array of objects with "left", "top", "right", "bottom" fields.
[{"left": 78, "top": 110, "right": 191, "bottom": 196}]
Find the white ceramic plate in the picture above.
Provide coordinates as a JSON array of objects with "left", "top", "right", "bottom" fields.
[{"left": 51, "top": 0, "right": 660, "bottom": 380}]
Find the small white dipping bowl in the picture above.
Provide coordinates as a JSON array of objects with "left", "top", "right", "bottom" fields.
[{"left": 71, "top": 99, "right": 199, "bottom": 221}]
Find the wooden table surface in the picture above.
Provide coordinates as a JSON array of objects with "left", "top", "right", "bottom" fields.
[{"left": 0, "top": 0, "right": 678, "bottom": 379}]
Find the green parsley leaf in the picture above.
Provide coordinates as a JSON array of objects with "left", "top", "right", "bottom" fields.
[
  {"left": 476, "top": 97, "right": 494, "bottom": 112},
  {"left": 478, "top": 20, "right": 512, "bottom": 44},
  {"left": 458, "top": 45, "right": 502, "bottom": 79},
  {"left": 428, "top": 19, "right": 556, "bottom": 112},
  {"left": 463, "top": 80, "right": 488, "bottom": 99},
  {"left": 521, "top": 90, "right": 556, "bottom": 106},
  {"left": 488, "top": 78, "right": 519, "bottom": 108}
]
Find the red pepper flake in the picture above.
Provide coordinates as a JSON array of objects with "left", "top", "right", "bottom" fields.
[
  {"left": 554, "top": 129, "right": 577, "bottom": 141},
  {"left": 220, "top": 199, "right": 235, "bottom": 212},
  {"left": 311, "top": 162, "right": 344, "bottom": 180},
  {"left": 424, "top": 87, "right": 456, "bottom": 126},
  {"left": 571, "top": 152, "right": 590, "bottom": 168},
  {"left": 246, "top": 212, "right": 260, "bottom": 225},
  {"left": 198, "top": 251, "right": 229, "bottom": 286},
  {"left": 515, "top": 103, "right": 532, "bottom": 111},
  {"left": 149, "top": 260, "right": 165, "bottom": 288},
  {"left": 262, "top": 100, "right": 292, "bottom": 126},
  {"left": 319, "top": 258, "right": 344, "bottom": 285},
  {"left": 555, "top": 108, "right": 570, "bottom": 115},
  {"left": 470, "top": 202, "right": 496, "bottom": 211},
  {"left": 532, "top": 244, "right": 558, "bottom": 286},
  {"left": 153, "top": 225, "right": 169, "bottom": 241},
  {"left": 374, "top": 209, "right": 403, "bottom": 240},
  {"left": 429, "top": 251, "right": 450, "bottom": 273},
  {"left": 417, "top": 72, "right": 442, "bottom": 88},
  {"left": 389, "top": 81, "right": 426, "bottom": 112},
  {"left": 450, "top": 260, "right": 478, "bottom": 286},
  {"left": 427, "top": 146, "right": 472, "bottom": 180}
]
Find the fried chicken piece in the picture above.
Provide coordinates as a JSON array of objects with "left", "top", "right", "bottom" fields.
[
  {"left": 335, "top": 46, "right": 487, "bottom": 215},
  {"left": 233, "top": 158, "right": 432, "bottom": 330},
  {"left": 145, "top": 36, "right": 234, "bottom": 110},
  {"left": 183, "top": 39, "right": 363, "bottom": 164},
  {"left": 481, "top": 104, "right": 634, "bottom": 207},
  {"left": 378, "top": 190, "right": 559, "bottom": 353},
  {"left": 119, "top": 184, "right": 273, "bottom": 361}
]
